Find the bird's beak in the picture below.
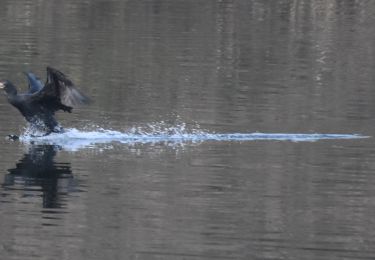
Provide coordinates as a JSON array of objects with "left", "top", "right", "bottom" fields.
[{"left": 0, "top": 82, "right": 4, "bottom": 89}]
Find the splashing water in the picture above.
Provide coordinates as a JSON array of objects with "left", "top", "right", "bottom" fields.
[{"left": 18, "top": 122, "right": 368, "bottom": 151}]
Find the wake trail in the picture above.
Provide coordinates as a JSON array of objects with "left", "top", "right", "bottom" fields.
[{"left": 17, "top": 123, "right": 369, "bottom": 151}]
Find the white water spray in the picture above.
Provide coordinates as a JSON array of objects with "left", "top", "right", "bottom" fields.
[{"left": 18, "top": 122, "right": 368, "bottom": 151}]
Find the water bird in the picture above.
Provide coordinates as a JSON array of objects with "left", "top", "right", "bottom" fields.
[{"left": 0, "top": 67, "right": 90, "bottom": 136}]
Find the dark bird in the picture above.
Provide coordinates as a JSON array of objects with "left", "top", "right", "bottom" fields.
[{"left": 0, "top": 67, "right": 90, "bottom": 135}]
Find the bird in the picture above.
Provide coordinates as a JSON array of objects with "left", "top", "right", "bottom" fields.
[{"left": 0, "top": 66, "right": 90, "bottom": 136}]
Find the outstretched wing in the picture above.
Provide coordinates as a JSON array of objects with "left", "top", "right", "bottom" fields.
[
  {"left": 30, "top": 67, "right": 90, "bottom": 112},
  {"left": 45, "top": 66, "right": 90, "bottom": 107},
  {"left": 25, "top": 72, "right": 44, "bottom": 94}
]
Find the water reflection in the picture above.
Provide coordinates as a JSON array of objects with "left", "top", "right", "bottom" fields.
[{"left": 2, "top": 144, "right": 74, "bottom": 208}]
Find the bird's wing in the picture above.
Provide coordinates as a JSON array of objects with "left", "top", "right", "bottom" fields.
[
  {"left": 46, "top": 66, "right": 90, "bottom": 106},
  {"left": 30, "top": 67, "right": 90, "bottom": 108},
  {"left": 24, "top": 72, "right": 44, "bottom": 94}
]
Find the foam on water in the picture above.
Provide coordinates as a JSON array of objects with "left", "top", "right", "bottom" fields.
[{"left": 17, "top": 122, "right": 369, "bottom": 151}]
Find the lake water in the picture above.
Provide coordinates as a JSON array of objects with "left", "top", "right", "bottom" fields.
[{"left": 1, "top": 1, "right": 375, "bottom": 259}]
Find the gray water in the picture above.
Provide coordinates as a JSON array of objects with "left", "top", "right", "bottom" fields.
[{"left": 1, "top": 1, "right": 375, "bottom": 259}]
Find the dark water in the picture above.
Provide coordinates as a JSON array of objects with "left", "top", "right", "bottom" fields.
[{"left": 1, "top": 1, "right": 375, "bottom": 259}]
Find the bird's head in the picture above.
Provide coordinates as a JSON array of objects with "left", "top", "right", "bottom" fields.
[{"left": 0, "top": 80, "right": 17, "bottom": 96}]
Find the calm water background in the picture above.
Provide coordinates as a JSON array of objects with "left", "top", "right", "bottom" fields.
[{"left": 1, "top": 0, "right": 375, "bottom": 259}]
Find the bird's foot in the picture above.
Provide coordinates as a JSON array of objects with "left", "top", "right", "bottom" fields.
[
  {"left": 52, "top": 126, "right": 65, "bottom": 134},
  {"left": 6, "top": 134, "right": 19, "bottom": 141}
]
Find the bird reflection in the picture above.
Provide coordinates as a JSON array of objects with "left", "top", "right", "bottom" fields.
[{"left": 3, "top": 144, "right": 74, "bottom": 208}]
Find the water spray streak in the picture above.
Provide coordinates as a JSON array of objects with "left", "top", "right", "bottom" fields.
[{"left": 18, "top": 123, "right": 368, "bottom": 151}]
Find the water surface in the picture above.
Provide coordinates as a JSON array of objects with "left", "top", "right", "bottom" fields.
[{"left": 1, "top": 1, "right": 375, "bottom": 259}]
